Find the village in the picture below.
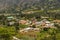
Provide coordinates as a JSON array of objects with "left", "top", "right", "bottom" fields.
[
  {"left": 6, "top": 16, "right": 57, "bottom": 32},
  {"left": 0, "top": 15, "right": 60, "bottom": 40},
  {"left": 0, "top": 0, "right": 60, "bottom": 40}
]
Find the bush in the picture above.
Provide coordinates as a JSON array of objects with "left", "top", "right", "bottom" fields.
[
  {"left": 0, "top": 27, "right": 16, "bottom": 40},
  {"left": 19, "top": 24, "right": 28, "bottom": 28}
]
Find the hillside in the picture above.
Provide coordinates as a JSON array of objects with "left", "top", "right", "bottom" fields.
[{"left": 0, "top": 0, "right": 60, "bottom": 10}]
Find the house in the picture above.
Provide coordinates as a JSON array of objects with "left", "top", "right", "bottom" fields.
[
  {"left": 20, "top": 27, "right": 33, "bottom": 32},
  {"left": 39, "top": 19, "right": 54, "bottom": 28},
  {"left": 7, "top": 21, "right": 15, "bottom": 26},
  {"left": 34, "top": 22, "right": 41, "bottom": 27},
  {"left": 19, "top": 20, "right": 31, "bottom": 25},
  {"left": 53, "top": 20, "right": 60, "bottom": 23},
  {"left": 13, "top": 36, "right": 20, "bottom": 40},
  {"left": 7, "top": 16, "right": 15, "bottom": 21},
  {"left": 19, "top": 20, "right": 27, "bottom": 24},
  {"left": 20, "top": 27, "right": 39, "bottom": 33},
  {"left": 41, "top": 16, "right": 49, "bottom": 19}
]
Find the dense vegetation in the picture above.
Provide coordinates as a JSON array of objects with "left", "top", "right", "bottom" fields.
[{"left": 0, "top": 24, "right": 60, "bottom": 40}]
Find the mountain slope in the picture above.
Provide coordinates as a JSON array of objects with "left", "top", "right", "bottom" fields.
[{"left": 0, "top": 0, "right": 60, "bottom": 10}]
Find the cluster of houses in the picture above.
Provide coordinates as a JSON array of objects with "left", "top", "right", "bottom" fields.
[
  {"left": 19, "top": 19, "right": 54, "bottom": 28},
  {"left": 6, "top": 16, "right": 55, "bottom": 33},
  {"left": 19, "top": 19, "right": 55, "bottom": 33}
]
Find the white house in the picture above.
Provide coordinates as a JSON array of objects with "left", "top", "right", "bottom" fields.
[{"left": 39, "top": 19, "right": 54, "bottom": 28}]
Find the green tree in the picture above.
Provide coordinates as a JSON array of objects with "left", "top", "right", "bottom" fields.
[{"left": 0, "top": 27, "right": 16, "bottom": 40}]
